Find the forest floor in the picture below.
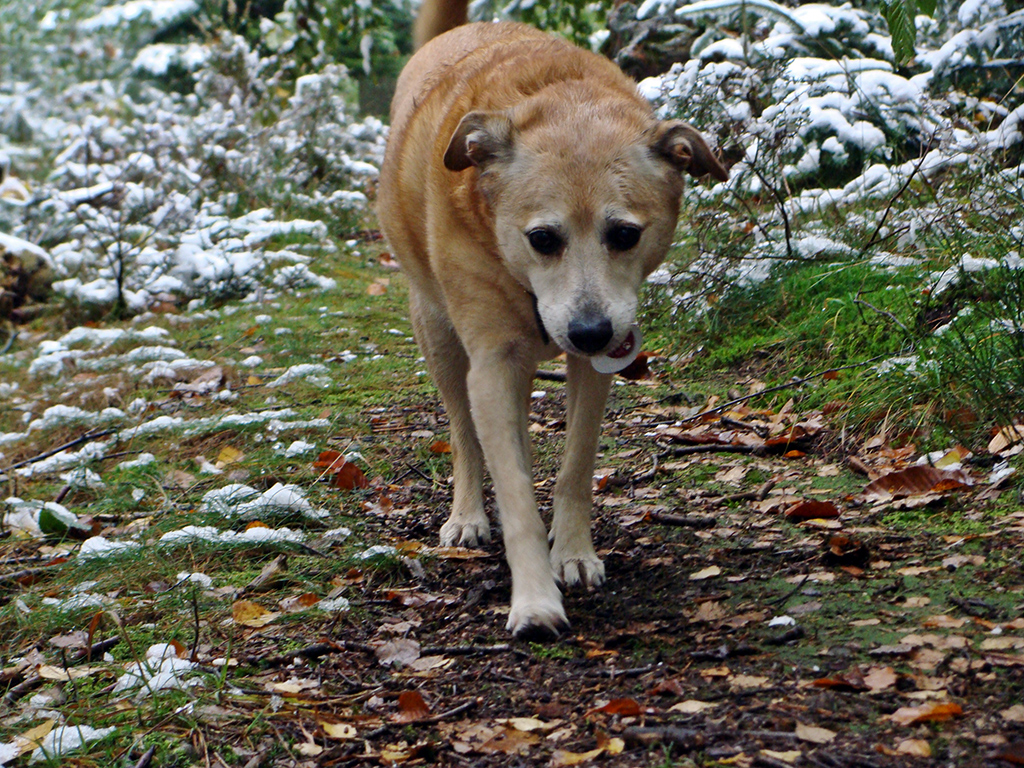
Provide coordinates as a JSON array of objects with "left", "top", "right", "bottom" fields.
[{"left": 1, "top": 235, "right": 1023, "bottom": 768}]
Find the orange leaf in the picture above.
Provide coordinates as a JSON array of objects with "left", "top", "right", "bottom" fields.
[
  {"left": 783, "top": 449, "right": 806, "bottom": 458},
  {"left": 587, "top": 698, "right": 641, "bottom": 717},
  {"left": 394, "top": 690, "right": 431, "bottom": 722},
  {"left": 890, "top": 702, "right": 962, "bottom": 726},
  {"left": 332, "top": 462, "right": 369, "bottom": 490},
  {"left": 811, "top": 669, "right": 867, "bottom": 691},
  {"left": 314, "top": 449, "right": 346, "bottom": 471},
  {"left": 428, "top": 440, "right": 452, "bottom": 454}
]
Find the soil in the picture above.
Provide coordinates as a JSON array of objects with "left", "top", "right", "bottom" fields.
[{"left": 218, "top": 383, "right": 1024, "bottom": 768}]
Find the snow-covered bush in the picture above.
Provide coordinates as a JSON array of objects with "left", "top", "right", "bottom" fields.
[
  {"left": 634, "top": 0, "right": 1023, "bottom": 317},
  {"left": 2, "top": 17, "right": 385, "bottom": 315}
]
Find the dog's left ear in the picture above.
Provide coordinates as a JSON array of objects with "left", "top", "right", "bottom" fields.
[
  {"left": 652, "top": 121, "right": 729, "bottom": 182},
  {"left": 444, "top": 111, "right": 515, "bottom": 172}
]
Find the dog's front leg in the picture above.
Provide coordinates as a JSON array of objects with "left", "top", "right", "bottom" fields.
[
  {"left": 466, "top": 349, "right": 568, "bottom": 638},
  {"left": 550, "top": 355, "right": 612, "bottom": 589}
]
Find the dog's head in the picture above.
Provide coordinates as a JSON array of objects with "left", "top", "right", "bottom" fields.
[{"left": 443, "top": 95, "right": 728, "bottom": 359}]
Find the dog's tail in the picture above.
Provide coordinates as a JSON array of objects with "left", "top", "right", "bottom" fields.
[{"left": 414, "top": 0, "right": 469, "bottom": 50}]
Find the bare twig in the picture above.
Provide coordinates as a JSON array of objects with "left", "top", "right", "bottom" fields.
[
  {"left": 709, "top": 479, "right": 777, "bottom": 506},
  {"left": 666, "top": 444, "right": 764, "bottom": 457},
  {"left": 133, "top": 746, "right": 157, "bottom": 768},
  {"left": 7, "top": 429, "right": 115, "bottom": 471},
  {"left": 854, "top": 297, "right": 910, "bottom": 334},
  {"left": 647, "top": 511, "right": 717, "bottom": 529}
]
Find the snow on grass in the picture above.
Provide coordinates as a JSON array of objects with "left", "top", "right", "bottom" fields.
[{"left": 29, "top": 725, "right": 117, "bottom": 763}]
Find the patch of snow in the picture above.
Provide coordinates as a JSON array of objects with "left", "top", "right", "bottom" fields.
[{"left": 29, "top": 725, "right": 117, "bottom": 763}]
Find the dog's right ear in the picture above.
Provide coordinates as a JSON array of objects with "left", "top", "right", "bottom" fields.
[{"left": 443, "top": 111, "right": 515, "bottom": 171}]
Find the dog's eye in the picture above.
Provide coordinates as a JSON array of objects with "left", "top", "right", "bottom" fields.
[
  {"left": 527, "top": 228, "right": 564, "bottom": 256},
  {"left": 606, "top": 225, "right": 642, "bottom": 252}
]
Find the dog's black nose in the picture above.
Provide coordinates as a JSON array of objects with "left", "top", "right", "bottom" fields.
[{"left": 568, "top": 314, "right": 614, "bottom": 354}]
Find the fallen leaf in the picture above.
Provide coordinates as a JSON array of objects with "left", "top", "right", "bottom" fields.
[
  {"left": 232, "top": 600, "right": 279, "bottom": 628},
  {"left": 394, "top": 690, "right": 431, "bottom": 722},
  {"left": 761, "top": 750, "right": 801, "bottom": 764},
  {"left": 648, "top": 678, "right": 686, "bottom": 697},
  {"left": 1001, "top": 704, "right": 1024, "bottom": 723},
  {"left": 988, "top": 424, "right": 1024, "bottom": 453},
  {"left": 376, "top": 638, "right": 421, "bottom": 668},
  {"left": 479, "top": 726, "right": 540, "bottom": 755},
  {"left": 278, "top": 592, "right": 320, "bottom": 613},
  {"left": 428, "top": 440, "right": 451, "bottom": 454},
  {"left": 550, "top": 747, "right": 605, "bottom": 766},
  {"left": 366, "top": 278, "right": 389, "bottom": 296},
  {"left": 860, "top": 466, "right": 972, "bottom": 502},
  {"left": 321, "top": 721, "right": 358, "bottom": 739},
  {"left": 730, "top": 674, "right": 771, "bottom": 690},
  {"left": 795, "top": 723, "right": 836, "bottom": 744},
  {"left": 216, "top": 445, "right": 245, "bottom": 467},
  {"left": 332, "top": 461, "right": 369, "bottom": 490},
  {"left": 785, "top": 500, "right": 840, "bottom": 520},
  {"left": 890, "top": 702, "right": 963, "bottom": 726},
  {"left": 997, "top": 742, "right": 1024, "bottom": 765},
  {"left": 864, "top": 666, "right": 897, "bottom": 692},
  {"left": 11, "top": 720, "right": 56, "bottom": 757},
  {"left": 586, "top": 698, "right": 641, "bottom": 717},
  {"left": 812, "top": 669, "right": 868, "bottom": 692},
  {"left": 668, "top": 700, "right": 717, "bottom": 714},
  {"left": 895, "top": 738, "right": 932, "bottom": 757},
  {"left": 689, "top": 565, "right": 721, "bottom": 580}
]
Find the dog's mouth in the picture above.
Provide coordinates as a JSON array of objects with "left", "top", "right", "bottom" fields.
[
  {"left": 590, "top": 325, "right": 642, "bottom": 374},
  {"left": 605, "top": 328, "right": 637, "bottom": 359}
]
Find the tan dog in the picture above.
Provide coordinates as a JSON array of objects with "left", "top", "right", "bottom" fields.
[{"left": 378, "top": 0, "right": 728, "bottom": 638}]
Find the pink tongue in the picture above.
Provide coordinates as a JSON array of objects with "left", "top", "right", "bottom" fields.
[{"left": 607, "top": 330, "right": 636, "bottom": 359}]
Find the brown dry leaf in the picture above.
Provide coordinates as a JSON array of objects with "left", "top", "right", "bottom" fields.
[
  {"left": 761, "top": 750, "right": 801, "bottom": 765},
  {"left": 366, "top": 278, "right": 390, "bottom": 296},
  {"left": 795, "top": 723, "right": 836, "bottom": 744},
  {"left": 988, "top": 425, "right": 1024, "bottom": 453},
  {"left": 165, "top": 469, "right": 197, "bottom": 489},
  {"left": 785, "top": 500, "right": 840, "bottom": 520},
  {"left": 689, "top": 565, "right": 721, "bottom": 581},
  {"left": 332, "top": 461, "right": 369, "bottom": 490},
  {"left": 890, "top": 702, "right": 963, "bottom": 726},
  {"left": 997, "top": 742, "right": 1024, "bottom": 765},
  {"left": 394, "top": 690, "right": 431, "bottom": 722},
  {"left": 864, "top": 666, "right": 897, "bottom": 692},
  {"left": 648, "top": 678, "right": 686, "bottom": 697},
  {"left": 1000, "top": 705, "right": 1024, "bottom": 723},
  {"left": 860, "top": 466, "right": 972, "bottom": 502},
  {"left": 479, "top": 727, "right": 540, "bottom": 755},
  {"left": 730, "top": 674, "right": 771, "bottom": 690},
  {"left": 586, "top": 698, "right": 641, "bottom": 717},
  {"left": 921, "top": 615, "right": 966, "bottom": 629},
  {"left": 428, "top": 440, "right": 451, "bottom": 454},
  {"left": 496, "top": 718, "right": 559, "bottom": 733},
  {"left": 11, "top": 719, "right": 55, "bottom": 757},
  {"left": 896, "top": 738, "right": 932, "bottom": 757},
  {"left": 37, "top": 664, "right": 99, "bottom": 681},
  {"left": 232, "top": 599, "right": 279, "bottom": 628},
  {"left": 321, "top": 721, "right": 358, "bottom": 740},
  {"left": 376, "top": 638, "right": 421, "bottom": 668},
  {"left": 279, "top": 592, "right": 320, "bottom": 613},
  {"left": 692, "top": 600, "right": 728, "bottom": 623},
  {"left": 550, "top": 746, "right": 605, "bottom": 766}
]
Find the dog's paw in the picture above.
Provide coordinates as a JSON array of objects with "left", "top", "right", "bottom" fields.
[
  {"left": 506, "top": 597, "right": 570, "bottom": 641},
  {"left": 552, "top": 552, "right": 605, "bottom": 590},
  {"left": 439, "top": 515, "right": 491, "bottom": 547}
]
